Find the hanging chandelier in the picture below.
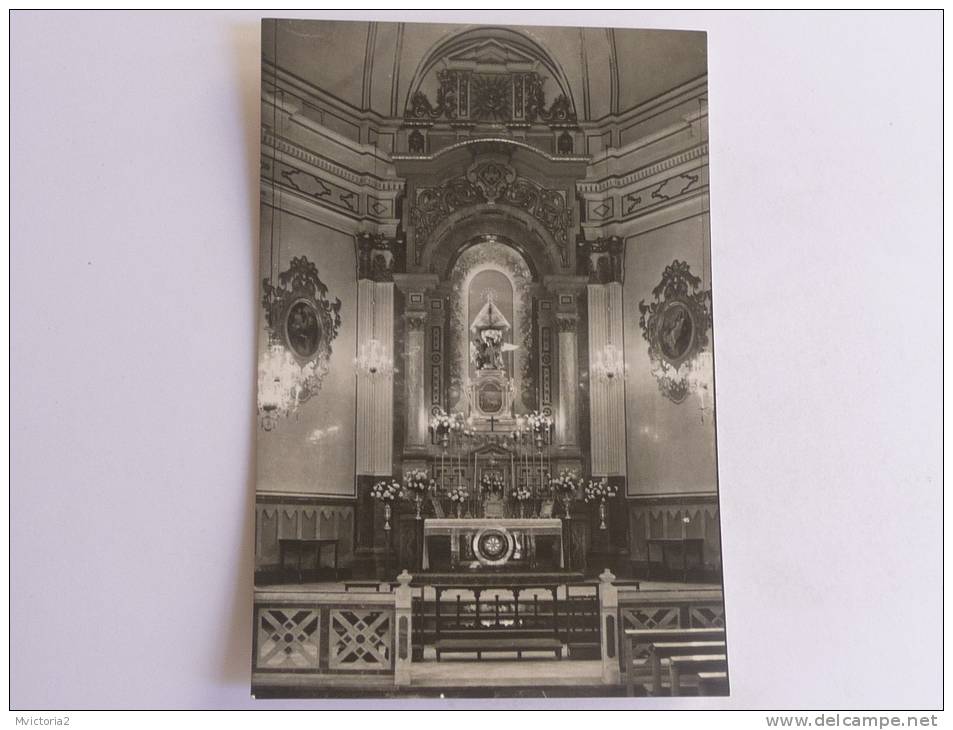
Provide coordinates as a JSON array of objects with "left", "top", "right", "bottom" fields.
[
  {"left": 354, "top": 285, "right": 393, "bottom": 377},
  {"left": 355, "top": 338, "right": 393, "bottom": 377},
  {"left": 258, "top": 340, "right": 318, "bottom": 431},
  {"left": 592, "top": 343, "right": 627, "bottom": 381}
]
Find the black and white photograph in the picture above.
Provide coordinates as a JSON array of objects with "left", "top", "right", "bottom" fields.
[
  {"left": 254, "top": 17, "right": 725, "bottom": 698},
  {"left": 9, "top": 9, "right": 942, "bottom": 718}
]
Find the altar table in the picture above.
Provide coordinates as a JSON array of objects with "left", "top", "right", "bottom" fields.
[{"left": 421, "top": 518, "right": 564, "bottom": 570}]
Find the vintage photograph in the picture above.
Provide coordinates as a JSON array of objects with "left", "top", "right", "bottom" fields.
[{"left": 254, "top": 17, "right": 725, "bottom": 698}]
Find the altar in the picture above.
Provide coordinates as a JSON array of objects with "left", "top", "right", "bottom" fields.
[{"left": 421, "top": 518, "right": 564, "bottom": 571}]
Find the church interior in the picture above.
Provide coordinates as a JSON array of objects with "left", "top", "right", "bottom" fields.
[{"left": 254, "top": 19, "right": 725, "bottom": 698}]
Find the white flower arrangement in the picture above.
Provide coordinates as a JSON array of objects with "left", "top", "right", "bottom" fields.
[
  {"left": 583, "top": 478, "right": 618, "bottom": 503},
  {"left": 526, "top": 410, "right": 553, "bottom": 435},
  {"left": 446, "top": 486, "right": 469, "bottom": 504},
  {"left": 548, "top": 468, "right": 581, "bottom": 495},
  {"left": 370, "top": 479, "right": 402, "bottom": 502},
  {"left": 429, "top": 408, "right": 464, "bottom": 434},
  {"left": 511, "top": 487, "right": 533, "bottom": 502},
  {"left": 403, "top": 468, "right": 434, "bottom": 495},
  {"left": 480, "top": 473, "right": 505, "bottom": 495}
]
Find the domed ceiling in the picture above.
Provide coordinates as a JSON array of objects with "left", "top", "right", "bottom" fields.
[{"left": 263, "top": 20, "right": 706, "bottom": 123}]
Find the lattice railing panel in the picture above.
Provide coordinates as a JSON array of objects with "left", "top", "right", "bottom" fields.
[
  {"left": 621, "top": 606, "right": 680, "bottom": 631},
  {"left": 689, "top": 605, "right": 725, "bottom": 628},
  {"left": 257, "top": 608, "right": 320, "bottom": 670},
  {"left": 329, "top": 609, "right": 393, "bottom": 671}
]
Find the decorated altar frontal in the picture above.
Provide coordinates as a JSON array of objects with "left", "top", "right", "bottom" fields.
[{"left": 421, "top": 517, "right": 564, "bottom": 571}]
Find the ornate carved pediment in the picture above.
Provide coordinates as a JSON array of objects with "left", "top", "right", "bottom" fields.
[
  {"left": 404, "top": 70, "right": 577, "bottom": 127},
  {"left": 410, "top": 160, "right": 572, "bottom": 263}
]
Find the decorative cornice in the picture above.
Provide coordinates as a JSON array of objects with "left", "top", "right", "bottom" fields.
[
  {"left": 577, "top": 143, "right": 708, "bottom": 195},
  {"left": 263, "top": 131, "right": 405, "bottom": 193}
]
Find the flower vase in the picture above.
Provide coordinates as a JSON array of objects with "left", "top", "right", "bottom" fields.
[
  {"left": 414, "top": 495, "right": 423, "bottom": 520},
  {"left": 440, "top": 432, "right": 449, "bottom": 450},
  {"left": 598, "top": 498, "right": 607, "bottom": 531},
  {"left": 455, "top": 502, "right": 462, "bottom": 519},
  {"left": 383, "top": 503, "right": 392, "bottom": 532},
  {"left": 534, "top": 433, "right": 544, "bottom": 450},
  {"left": 562, "top": 496, "right": 571, "bottom": 521},
  {"left": 519, "top": 502, "right": 526, "bottom": 519}
]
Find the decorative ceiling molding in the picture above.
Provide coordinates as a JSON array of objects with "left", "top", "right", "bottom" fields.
[
  {"left": 263, "top": 131, "right": 404, "bottom": 194},
  {"left": 577, "top": 143, "right": 708, "bottom": 195}
]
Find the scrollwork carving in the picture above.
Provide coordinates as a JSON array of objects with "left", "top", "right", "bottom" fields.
[
  {"left": 404, "top": 71, "right": 576, "bottom": 126},
  {"left": 638, "top": 260, "right": 712, "bottom": 404},
  {"left": 410, "top": 161, "right": 572, "bottom": 264},
  {"left": 261, "top": 256, "right": 343, "bottom": 403}
]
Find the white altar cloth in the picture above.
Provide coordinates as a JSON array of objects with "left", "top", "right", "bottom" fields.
[{"left": 421, "top": 517, "right": 564, "bottom": 570}]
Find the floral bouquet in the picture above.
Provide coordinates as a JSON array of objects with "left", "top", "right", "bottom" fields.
[
  {"left": 446, "top": 486, "right": 469, "bottom": 504},
  {"left": 526, "top": 410, "right": 553, "bottom": 435},
  {"left": 429, "top": 408, "right": 463, "bottom": 434},
  {"left": 583, "top": 478, "right": 618, "bottom": 503},
  {"left": 548, "top": 468, "right": 581, "bottom": 496},
  {"left": 511, "top": 487, "right": 532, "bottom": 502},
  {"left": 480, "top": 473, "right": 505, "bottom": 495},
  {"left": 370, "top": 479, "right": 402, "bottom": 503},
  {"left": 403, "top": 468, "right": 434, "bottom": 496}
]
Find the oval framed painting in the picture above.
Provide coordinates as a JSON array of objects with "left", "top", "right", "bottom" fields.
[
  {"left": 284, "top": 298, "right": 323, "bottom": 359},
  {"left": 656, "top": 300, "right": 695, "bottom": 366}
]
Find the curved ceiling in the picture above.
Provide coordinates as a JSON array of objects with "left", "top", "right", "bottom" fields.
[{"left": 263, "top": 20, "right": 707, "bottom": 122}]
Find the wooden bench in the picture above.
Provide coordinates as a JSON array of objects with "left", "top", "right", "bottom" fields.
[
  {"left": 697, "top": 671, "right": 729, "bottom": 696},
  {"left": 669, "top": 654, "right": 728, "bottom": 696},
  {"left": 622, "top": 628, "right": 726, "bottom": 696},
  {"left": 649, "top": 641, "right": 726, "bottom": 696},
  {"left": 435, "top": 637, "right": 562, "bottom": 661}
]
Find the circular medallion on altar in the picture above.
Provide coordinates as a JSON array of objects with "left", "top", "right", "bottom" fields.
[{"left": 472, "top": 527, "right": 514, "bottom": 567}]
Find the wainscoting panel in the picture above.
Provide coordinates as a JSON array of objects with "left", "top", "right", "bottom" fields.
[
  {"left": 627, "top": 494, "right": 721, "bottom": 571},
  {"left": 256, "top": 495, "right": 356, "bottom": 570}
]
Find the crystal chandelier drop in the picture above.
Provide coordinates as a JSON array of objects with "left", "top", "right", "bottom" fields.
[
  {"left": 355, "top": 286, "right": 393, "bottom": 377},
  {"left": 592, "top": 343, "right": 627, "bottom": 381},
  {"left": 258, "top": 340, "right": 315, "bottom": 431},
  {"left": 592, "top": 292, "right": 627, "bottom": 381},
  {"left": 355, "top": 337, "right": 393, "bottom": 377}
]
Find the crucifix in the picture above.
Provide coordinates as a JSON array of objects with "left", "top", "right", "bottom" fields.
[{"left": 487, "top": 415, "right": 498, "bottom": 431}]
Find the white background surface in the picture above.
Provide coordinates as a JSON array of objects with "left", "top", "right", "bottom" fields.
[{"left": 10, "top": 10, "right": 943, "bottom": 709}]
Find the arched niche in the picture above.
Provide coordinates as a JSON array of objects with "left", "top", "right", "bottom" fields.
[
  {"left": 424, "top": 206, "right": 562, "bottom": 279},
  {"left": 446, "top": 236, "right": 535, "bottom": 416}
]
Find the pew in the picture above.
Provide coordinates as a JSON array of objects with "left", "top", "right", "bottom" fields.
[
  {"left": 648, "top": 641, "right": 726, "bottom": 696},
  {"left": 697, "top": 671, "right": 730, "bottom": 696},
  {"left": 669, "top": 654, "right": 728, "bottom": 696},
  {"left": 435, "top": 636, "right": 562, "bottom": 661},
  {"left": 621, "top": 627, "right": 726, "bottom": 696}
]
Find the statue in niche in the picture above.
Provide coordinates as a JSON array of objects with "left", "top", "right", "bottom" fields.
[
  {"left": 470, "top": 289, "right": 517, "bottom": 372},
  {"left": 473, "top": 329, "right": 504, "bottom": 370}
]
